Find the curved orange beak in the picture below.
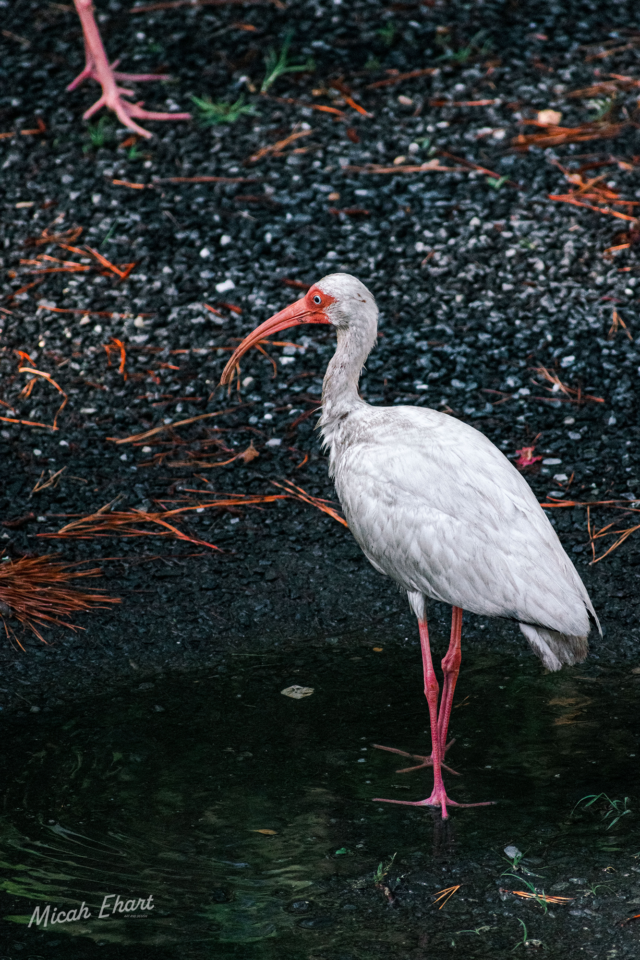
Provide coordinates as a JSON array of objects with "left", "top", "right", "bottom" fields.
[{"left": 220, "top": 293, "right": 331, "bottom": 386}]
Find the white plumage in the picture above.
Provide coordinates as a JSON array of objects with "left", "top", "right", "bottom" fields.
[
  {"left": 332, "top": 404, "right": 596, "bottom": 671},
  {"left": 221, "top": 271, "right": 600, "bottom": 818}
]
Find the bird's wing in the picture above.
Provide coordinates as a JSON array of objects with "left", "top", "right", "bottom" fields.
[{"left": 333, "top": 405, "right": 596, "bottom": 636}]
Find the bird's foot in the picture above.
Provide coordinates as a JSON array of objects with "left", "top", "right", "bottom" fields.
[
  {"left": 373, "top": 785, "right": 495, "bottom": 821},
  {"left": 372, "top": 741, "right": 459, "bottom": 776},
  {"left": 68, "top": 58, "right": 191, "bottom": 138},
  {"left": 85, "top": 89, "right": 191, "bottom": 139}
]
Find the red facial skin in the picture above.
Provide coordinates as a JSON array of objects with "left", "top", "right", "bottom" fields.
[{"left": 220, "top": 286, "right": 335, "bottom": 386}]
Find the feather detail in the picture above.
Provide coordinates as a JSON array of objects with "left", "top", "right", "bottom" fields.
[{"left": 519, "top": 623, "right": 589, "bottom": 672}]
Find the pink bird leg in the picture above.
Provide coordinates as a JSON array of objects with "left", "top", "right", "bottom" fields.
[
  {"left": 69, "top": 0, "right": 191, "bottom": 138},
  {"left": 374, "top": 607, "right": 494, "bottom": 819}
]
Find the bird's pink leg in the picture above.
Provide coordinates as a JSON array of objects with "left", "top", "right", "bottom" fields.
[
  {"left": 374, "top": 613, "right": 494, "bottom": 819},
  {"left": 68, "top": 0, "right": 191, "bottom": 138},
  {"left": 436, "top": 606, "right": 463, "bottom": 755},
  {"left": 373, "top": 607, "right": 463, "bottom": 773}
]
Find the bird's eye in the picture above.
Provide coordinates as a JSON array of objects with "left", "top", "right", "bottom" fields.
[{"left": 313, "top": 295, "right": 322, "bottom": 305}]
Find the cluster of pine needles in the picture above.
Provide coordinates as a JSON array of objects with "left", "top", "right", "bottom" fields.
[{"left": 0, "top": 555, "right": 119, "bottom": 649}]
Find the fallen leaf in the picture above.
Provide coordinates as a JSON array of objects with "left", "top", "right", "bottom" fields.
[
  {"left": 281, "top": 685, "right": 314, "bottom": 699},
  {"left": 537, "top": 108, "right": 562, "bottom": 125},
  {"left": 252, "top": 829, "right": 277, "bottom": 835},
  {"left": 515, "top": 446, "right": 542, "bottom": 469},
  {"left": 240, "top": 442, "right": 259, "bottom": 463}
]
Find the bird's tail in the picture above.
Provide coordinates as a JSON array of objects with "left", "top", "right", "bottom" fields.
[{"left": 519, "top": 623, "right": 588, "bottom": 672}]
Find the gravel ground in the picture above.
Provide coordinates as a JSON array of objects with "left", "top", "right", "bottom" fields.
[{"left": 1, "top": 0, "right": 640, "bottom": 703}]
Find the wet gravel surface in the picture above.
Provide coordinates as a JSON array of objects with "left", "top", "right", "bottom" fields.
[{"left": 0, "top": 0, "right": 640, "bottom": 953}]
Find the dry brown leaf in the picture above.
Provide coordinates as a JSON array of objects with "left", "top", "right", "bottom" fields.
[
  {"left": 240, "top": 442, "right": 259, "bottom": 463},
  {"left": 281, "top": 685, "right": 314, "bottom": 699}
]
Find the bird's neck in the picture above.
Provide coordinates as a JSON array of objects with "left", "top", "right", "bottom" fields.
[{"left": 320, "top": 321, "right": 377, "bottom": 437}]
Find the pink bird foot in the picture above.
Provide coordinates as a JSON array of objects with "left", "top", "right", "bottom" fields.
[
  {"left": 70, "top": 0, "right": 191, "bottom": 138},
  {"left": 372, "top": 741, "right": 459, "bottom": 776},
  {"left": 374, "top": 785, "right": 495, "bottom": 821}
]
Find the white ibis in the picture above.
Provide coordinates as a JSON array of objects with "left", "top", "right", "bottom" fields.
[{"left": 221, "top": 273, "right": 600, "bottom": 819}]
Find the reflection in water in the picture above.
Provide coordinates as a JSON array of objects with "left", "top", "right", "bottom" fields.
[{"left": 0, "top": 644, "right": 638, "bottom": 957}]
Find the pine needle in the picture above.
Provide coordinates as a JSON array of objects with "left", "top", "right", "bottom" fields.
[{"left": 0, "top": 555, "right": 119, "bottom": 647}]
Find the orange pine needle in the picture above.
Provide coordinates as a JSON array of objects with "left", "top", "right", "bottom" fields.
[
  {"left": 264, "top": 94, "right": 345, "bottom": 118},
  {"left": 38, "top": 482, "right": 348, "bottom": 552},
  {"left": 539, "top": 498, "right": 640, "bottom": 563},
  {"left": 513, "top": 118, "right": 627, "bottom": 151},
  {"left": 15, "top": 350, "right": 36, "bottom": 367},
  {"left": 271, "top": 479, "right": 348, "bottom": 526},
  {"left": 0, "top": 555, "right": 119, "bottom": 646},
  {"left": 506, "top": 889, "right": 573, "bottom": 904},
  {"left": 609, "top": 309, "right": 633, "bottom": 340},
  {"left": 109, "top": 409, "right": 246, "bottom": 445},
  {"left": 548, "top": 194, "right": 638, "bottom": 222},
  {"left": 366, "top": 68, "right": 437, "bottom": 89},
  {"left": 103, "top": 338, "right": 128, "bottom": 379},
  {"left": 531, "top": 366, "right": 604, "bottom": 404},
  {"left": 112, "top": 179, "right": 147, "bottom": 189},
  {"left": 32, "top": 466, "right": 67, "bottom": 494},
  {"left": 17, "top": 367, "right": 68, "bottom": 430},
  {"left": 23, "top": 223, "right": 83, "bottom": 248},
  {"left": 432, "top": 885, "right": 461, "bottom": 909},
  {"left": 83, "top": 246, "right": 127, "bottom": 279},
  {"left": 248, "top": 129, "right": 314, "bottom": 164},
  {"left": 340, "top": 92, "right": 371, "bottom": 117}
]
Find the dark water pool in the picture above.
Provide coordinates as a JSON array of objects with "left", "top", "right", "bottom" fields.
[{"left": 1, "top": 638, "right": 639, "bottom": 958}]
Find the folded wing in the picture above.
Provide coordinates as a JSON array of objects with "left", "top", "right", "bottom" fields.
[{"left": 333, "top": 406, "right": 598, "bottom": 640}]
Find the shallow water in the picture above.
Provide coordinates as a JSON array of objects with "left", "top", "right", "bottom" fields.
[{"left": 1, "top": 639, "right": 639, "bottom": 958}]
